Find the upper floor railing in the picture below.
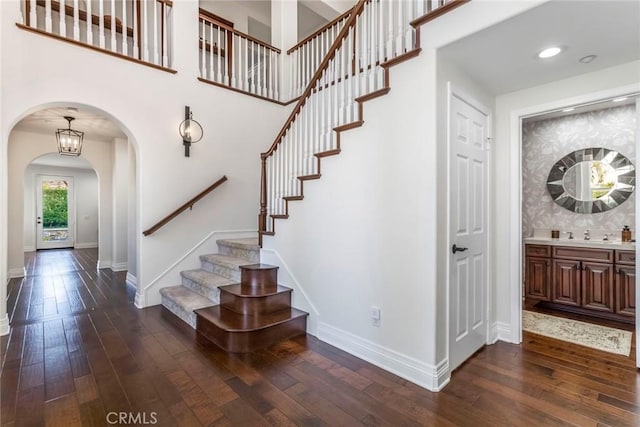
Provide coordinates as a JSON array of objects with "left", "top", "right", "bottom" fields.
[
  {"left": 21, "top": 0, "right": 173, "bottom": 70},
  {"left": 198, "top": 9, "right": 281, "bottom": 103}
]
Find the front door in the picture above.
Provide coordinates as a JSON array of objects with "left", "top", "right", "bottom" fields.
[
  {"left": 449, "top": 89, "right": 489, "bottom": 371},
  {"left": 36, "top": 175, "right": 75, "bottom": 249}
]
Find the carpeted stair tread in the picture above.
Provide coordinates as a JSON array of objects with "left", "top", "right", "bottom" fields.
[
  {"left": 160, "top": 286, "right": 214, "bottom": 311},
  {"left": 195, "top": 305, "right": 308, "bottom": 332},
  {"left": 200, "top": 253, "right": 254, "bottom": 269},
  {"left": 220, "top": 283, "right": 292, "bottom": 298},
  {"left": 181, "top": 269, "right": 234, "bottom": 289},
  {"left": 217, "top": 238, "right": 260, "bottom": 250}
]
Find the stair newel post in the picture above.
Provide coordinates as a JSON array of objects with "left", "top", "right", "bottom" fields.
[{"left": 259, "top": 153, "right": 268, "bottom": 246}]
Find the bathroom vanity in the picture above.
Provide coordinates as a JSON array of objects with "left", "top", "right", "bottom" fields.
[{"left": 525, "top": 239, "right": 635, "bottom": 323}]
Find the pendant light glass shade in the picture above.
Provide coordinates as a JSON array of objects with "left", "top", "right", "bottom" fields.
[{"left": 56, "top": 116, "right": 84, "bottom": 156}]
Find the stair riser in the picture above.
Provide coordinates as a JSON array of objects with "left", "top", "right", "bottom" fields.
[
  {"left": 200, "top": 260, "right": 241, "bottom": 281},
  {"left": 196, "top": 315, "right": 307, "bottom": 353},
  {"left": 161, "top": 296, "right": 197, "bottom": 328},
  {"left": 217, "top": 244, "right": 260, "bottom": 263},
  {"left": 220, "top": 291, "right": 291, "bottom": 316},
  {"left": 181, "top": 276, "right": 219, "bottom": 302},
  {"left": 240, "top": 267, "right": 278, "bottom": 294}
]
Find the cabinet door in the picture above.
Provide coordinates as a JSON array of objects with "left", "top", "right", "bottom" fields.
[
  {"left": 553, "top": 259, "right": 581, "bottom": 306},
  {"left": 582, "top": 261, "right": 614, "bottom": 312},
  {"left": 526, "top": 257, "right": 551, "bottom": 300},
  {"left": 616, "top": 265, "right": 636, "bottom": 317}
]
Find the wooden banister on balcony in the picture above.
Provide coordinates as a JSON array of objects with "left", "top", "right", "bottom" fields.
[{"left": 143, "top": 175, "right": 228, "bottom": 236}]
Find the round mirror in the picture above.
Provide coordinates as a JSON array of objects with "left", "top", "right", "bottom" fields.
[{"left": 547, "top": 147, "right": 635, "bottom": 214}]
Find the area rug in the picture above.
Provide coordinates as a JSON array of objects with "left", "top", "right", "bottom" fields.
[{"left": 522, "top": 310, "right": 632, "bottom": 357}]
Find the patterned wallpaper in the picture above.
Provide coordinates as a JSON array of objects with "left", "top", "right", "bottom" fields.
[{"left": 522, "top": 104, "right": 637, "bottom": 238}]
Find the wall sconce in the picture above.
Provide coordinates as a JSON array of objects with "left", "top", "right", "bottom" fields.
[
  {"left": 56, "top": 116, "right": 84, "bottom": 156},
  {"left": 178, "top": 106, "right": 203, "bottom": 157}
]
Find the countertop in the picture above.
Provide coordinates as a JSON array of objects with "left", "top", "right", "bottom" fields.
[{"left": 524, "top": 237, "right": 636, "bottom": 251}]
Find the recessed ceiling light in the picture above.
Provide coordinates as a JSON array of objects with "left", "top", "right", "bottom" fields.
[
  {"left": 579, "top": 54, "right": 597, "bottom": 64},
  {"left": 612, "top": 97, "right": 628, "bottom": 102},
  {"left": 538, "top": 46, "right": 562, "bottom": 59},
  {"left": 562, "top": 107, "right": 575, "bottom": 112}
]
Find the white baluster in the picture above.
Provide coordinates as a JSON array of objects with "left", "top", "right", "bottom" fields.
[
  {"left": 153, "top": 0, "right": 159, "bottom": 64},
  {"left": 231, "top": 31, "right": 237, "bottom": 88},
  {"left": 200, "top": 20, "right": 206, "bottom": 78},
  {"left": 213, "top": 25, "right": 220, "bottom": 82},
  {"left": 97, "top": 0, "right": 105, "bottom": 47},
  {"left": 162, "top": 4, "right": 168, "bottom": 66},
  {"left": 273, "top": 50, "right": 279, "bottom": 100},
  {"left": 141, "top": 0, "right": 149, "bottom": 61},
  {"left": 416, "top": 0, "right": 425, "bottom": 17},
  {"left": 378, "top": 0, "right": 385, "bottom": 62},
  {"left": 346, "top": 27, "right": 355, "bottom": 123},
  {"left": 223, "top": 30, "right": 229, "bottom": 85},
  {"left": 132, "top": 0, "right": 138, "bottom": 57},
  {"left": 396, "top": 0, "right": 404, "bottom": 55},
  {"left": 110, "top": 0, "right": 117, "bottom": 52},
  {"left": 256, "top": 44, "right": 262, "bottom": 96},
  {"left": 45, "top": 0, "right": 52, "bottom": 32},
  {"left": 29, "top": 0, "right": 37, "bottom": 28},
  {"left": 406, "top": 1, "right": 414, "bottom": 49},
  {"left": 121, "top": 0, "right": 128, "bottom": 55},
  {"left": 72, "top": 0, "right": 79, "bottom": 40},
  {"left": 59, "top": 0, "right": 66, "bottom": 37},
  {"left": 238, "top": 35, "right": 244, "bottom": 90},
  {"left": 369, "top": 1, "right": 376, "bottom": 90},
  {"left": 387, "top": 0, "right": 394, "bottom": 60},
  {"left": 361, "top": 7, "right": 368, "bottom": 93}
]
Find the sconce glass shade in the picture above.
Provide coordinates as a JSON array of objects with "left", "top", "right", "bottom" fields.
[
  {"left": 179, "top": 118, "right": 203, "bottom": 143},
  {"left": 56, "top": 116, "right": 84, "bottom": 156}
]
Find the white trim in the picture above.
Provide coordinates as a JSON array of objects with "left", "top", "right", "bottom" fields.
[
  {"left": 126, "top": 272, "right": 137, "bottom": 288},
  {"left": 134, "top": 291, "right": 145, "bottom": 309},
  {"left": 23, "top": 246, "right": 35, "bottom": 252},
  {"left": 260, "top": 247, "right": 320, "bottom": 336},
  {"left": 496, "top": 321, "right": 514, "bottom": 343},
  {"left": 509, "top": 83, "right": 640, "bottom": 346},
  {"left": 447, "top": 82, "right": 493, "bottom": 372},
  {"left": 8, "top": 267, "right": 26, "bottom": 278},
  {"left": 97, "top": 260, "right": 112, "bottom": 269},
  {"left": 318, "top": 322, "right": 450, "bottom": 392},
  {"left": 111, "top": 262, "right": 128, "bottom": 272},
  {"left": 74, "top": 242, "right": 98, "bottom": 249},
  {"left": 139, "top": 229, "right": 256, "bottom": 307},
  {"left": 0, "top": 314, "right": 9, "bottom": 336}
]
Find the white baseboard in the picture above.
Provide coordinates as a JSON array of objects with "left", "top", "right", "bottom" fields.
[
  {"left": 111, "top": 262, "right": 128, "bottom": 272},
  {"left": 126, "top": 272, "right": 137, "bottom": 290},
  {"left": 496, "top": 321, "right": 516, "bottom": 343},
  {"left": 488, "top": 321, "right": 499, "bottom": 344},
  {"left": 8, "top": 267, "right": 26, "bottom": 278},
  {"left": 0, "top": 314, "right": 10, "bottom": 336},
  {"left": 134, "top": 291, "right": 145, "bottom": 309},
  {"left": 74, "top": 242, "right": 98, "bottom": 249},
  {"left": 318, "top": 322, "right": 449, "bottom": 392},
  {"left": 97, "top": 260, "right": 112, "bottom": 270}
]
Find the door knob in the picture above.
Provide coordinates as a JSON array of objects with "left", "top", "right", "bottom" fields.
[{"left": 452, "top": 244, "right": 468, "bottom": 254}]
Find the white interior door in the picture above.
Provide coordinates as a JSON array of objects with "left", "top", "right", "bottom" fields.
[
  {"left": 36, "top": 175, "right": 75, "bottom": 249},
  {"left": 449, "top": 90, "right": 489, "bottom": 371}
]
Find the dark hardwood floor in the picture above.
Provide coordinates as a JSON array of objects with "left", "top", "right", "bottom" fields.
[{"left": 1, "top": 249, "right": 638, "bottom": 426}]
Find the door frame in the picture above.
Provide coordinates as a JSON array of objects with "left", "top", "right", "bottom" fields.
[
  {"left": 509, "top": 83, "right": 640, "bottom": 366},
  {"left": 446, "top": 82, "right": 493, "bottom": 370},
  {"left": 35, "top": 174, "right": 76, "bottom": 250}
]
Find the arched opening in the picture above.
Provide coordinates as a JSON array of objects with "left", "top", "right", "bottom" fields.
[{"left": 4, "top": 102, "right": 139, "bottom": 320}]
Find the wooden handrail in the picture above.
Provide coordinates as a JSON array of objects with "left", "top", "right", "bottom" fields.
[
  {"left": 143, "top": 175, "right": 228, "bottom": 236},
  {"left": 287, "top": 7, "right": 353, "bottom": 54},
  {"left": 199, "top": 9, "right": 281, "bottom": 54},
  {"left": 262, "top": 0, "right": 367, "bottom": 158},
  {"left": 259, "top": 0, "right": 367, "bottom": 239}
]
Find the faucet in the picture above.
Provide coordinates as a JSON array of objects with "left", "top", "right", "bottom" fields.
[
  {"left": 584, "top": 229, "right": 590, "bottom": 240},
  {"left": 565, "top": 231, "right": 574, "bottom": 240}
]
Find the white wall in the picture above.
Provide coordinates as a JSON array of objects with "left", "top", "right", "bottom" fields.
[
  {"left": 112, "top": 138, "right": 129, "bottom": 270},
  {"left": 0, "top": 0, "right": 8, "bottom": 338},
  {"left": 200, "top": 0, "right": 271, "bottom": 38},
  {"left": 1, "top": 0, "right": 292, "bottom": 315},
  {"left": 263, "top": 0, "right": 542, "bottom": 391},
  {"left": 8, "top": 131, "right": 113, "bottom": 273},
  {"left": 494, "top": 60, "right": 640, "bottom": 343},
  {"left": 23, "top": 164, "right": 99, "bottom": 251},
  {"left": 127, "top": 143, "right": 137, "bottom": 280}
]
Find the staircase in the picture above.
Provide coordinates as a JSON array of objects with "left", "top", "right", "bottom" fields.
[{"left": 160, "top": 238, "right": 307, "bottom": 352}]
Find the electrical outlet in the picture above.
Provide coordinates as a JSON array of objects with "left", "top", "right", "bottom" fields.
[{"left": 371, "top": 306, "right": 381, "bottom": 327}]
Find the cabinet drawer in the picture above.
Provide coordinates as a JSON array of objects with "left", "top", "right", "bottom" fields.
[
  {"left": 616, "top": 250, "right": 636, "bottom": 265},
  {"left": 526, "top": 244, "right": 551, "bottom": 258},
  {"left": 552, "top": 246, "right": 614, "bottom": 263}
]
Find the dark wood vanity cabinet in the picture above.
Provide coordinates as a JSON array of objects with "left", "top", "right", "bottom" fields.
[
  {"left": 615, "top": 250, "right": 636, "bottom": 317},
  {"left": 525, "top": 244, "right": 634, "bottom": 322}
]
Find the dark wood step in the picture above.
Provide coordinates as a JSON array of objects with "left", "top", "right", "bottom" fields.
[
  {"left": 240, "top": 263, "right": 278, "bottom": 294},
  {"left": 195, "top": 306, "right": 308, "bottom": 352},
  {"left": 219, "top": 283, "right": 292, "bottom": 316}
]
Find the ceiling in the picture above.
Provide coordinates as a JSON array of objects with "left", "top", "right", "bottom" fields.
[{"left": 440, "top": 0, "right": 640, "bottom": 95}]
